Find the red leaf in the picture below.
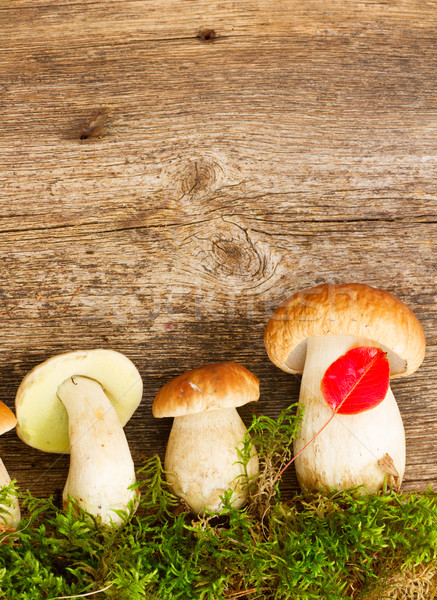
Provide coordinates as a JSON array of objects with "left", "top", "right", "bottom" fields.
[{"left": 321, "top": 347, "right": 390, "bottom": 415}]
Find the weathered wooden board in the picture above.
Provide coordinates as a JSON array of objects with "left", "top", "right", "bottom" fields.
[{"left": 0, "top": 0, "right": 435, "bottom": 501}]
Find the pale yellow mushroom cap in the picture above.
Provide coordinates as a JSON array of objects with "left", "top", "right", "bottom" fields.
[{"left": 15, "top": 349, "right": 143, "bottom": 453}]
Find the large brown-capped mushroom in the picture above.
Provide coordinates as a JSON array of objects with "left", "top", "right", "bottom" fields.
[
  {"left": 0, "top": 402, "right": 21, "bottom": 529},
  {"left": 264, "top": 283, "right": 426, "bottom": 493},
  {"left": 15, "top": 349, "right": 143, "bottom": 525},
  {"left": 152, "top": 362, "right": 259, "bottom": 514}
]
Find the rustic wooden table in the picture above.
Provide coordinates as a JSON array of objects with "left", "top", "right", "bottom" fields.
[{"left": 0, "top": 0, "right": 435, "bottom": 502}]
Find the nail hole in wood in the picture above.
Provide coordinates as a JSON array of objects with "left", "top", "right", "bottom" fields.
[
  {"left": 198, "top": 29, "right": 216, "bottom": 42},
  {"left": 79, "top": 108, "right": 110, "bottom": 140}
]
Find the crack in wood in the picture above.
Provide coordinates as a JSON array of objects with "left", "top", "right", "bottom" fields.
[{"left": 0, "top": 216, "right": 435, "bottom": 239}]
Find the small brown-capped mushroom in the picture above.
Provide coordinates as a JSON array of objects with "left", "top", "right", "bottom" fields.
[
  {"left": 264, "top": 283, "right": 426, "bottom": 493},
  {"left": 152, "top": 362, "right": 259, "bottom": 514},
  {"left": 15, "top": 349, "right": 143, "bottom": 525},
  {"left": 0, "top": 402, "right": 21, "bottom": 529}
]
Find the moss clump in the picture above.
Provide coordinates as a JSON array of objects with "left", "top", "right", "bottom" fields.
[{"left": 0, "top": 405, "right": 436, "bottom": 599}]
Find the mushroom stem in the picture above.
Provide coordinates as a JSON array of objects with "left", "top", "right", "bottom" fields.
[
  {"left": 165, "top": 407, "right": 258, "bottom": 514},
  {"left": 294, "top": 335, "right": 406, "bottom": 492},
  {"left": 0, "top": 459, "right": 20, "bottom": 529},
  {"left": 57, "top": 376, "right": 138, "bottom": 525}
]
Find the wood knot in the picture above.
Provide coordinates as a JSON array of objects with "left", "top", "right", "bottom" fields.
[
  {"left": 211, "top": 238, "right": 255, "bottom": 278},
  {"left": 181, "top": 158, "right": 221, "bottom": 197},
  {"left": 197, "top": 29, "right": 216, "bottom": 42},
  {"left": 180, "top": 219, "right": 265, "bottom": 288}
]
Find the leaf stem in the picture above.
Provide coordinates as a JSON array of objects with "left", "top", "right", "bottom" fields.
[{"left": 273, "top": 411, "right": 336, "bottom": 484}]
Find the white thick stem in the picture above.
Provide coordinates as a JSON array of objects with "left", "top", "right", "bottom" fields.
[
  {"left": 57, "top": 376, "right": 138, "bottom": 525},
  {"left": 165, "top": 407, "right": 258, "bottom": 514},
  {"left": 294, "top": 335, "right": 405, "bottom": 493},
  {"left": 0, "top": 459, "right": 20, "bottom": 529}
]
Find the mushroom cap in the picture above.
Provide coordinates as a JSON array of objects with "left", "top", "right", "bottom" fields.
[
  {"left": 0, "top": 401, "right": 17, "bottom": 436},
  {"left": 152, "top": 362, "right": 259, "bottom": 418},
  {"left": 264, "top": 283, "right": 426, "bottom": 377},
  {"left": 15, "top": 349, "right": 143, "bottom": 453}
]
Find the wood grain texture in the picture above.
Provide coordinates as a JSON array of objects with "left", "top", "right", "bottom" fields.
[{"left": 0, "top": 0, "right": 435, "bottom": 502}]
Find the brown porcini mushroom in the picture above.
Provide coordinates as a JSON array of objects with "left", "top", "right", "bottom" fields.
[
  {"left": 15, "top": 349, "right": 143, "bottom": 525},
  {"left": 153, "top": 362, "right": 259, "bottom": 514},
  {"left": 0, "top": 402, "right": 21, "bottom": 529},
  {"left": 264, "top": 283, "right": 426, "bottom": 493}
]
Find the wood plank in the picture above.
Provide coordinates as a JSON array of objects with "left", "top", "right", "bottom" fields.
[
  {"left": 0, "top": 29, "right": 435, "bottom": 234},
  {"left": 1, "top": 0, "right": 436, "bottom": 49}
]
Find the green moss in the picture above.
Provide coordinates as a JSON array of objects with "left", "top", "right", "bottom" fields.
[{"left": 0, "top": 406, "right": 436, "bottom": 599}]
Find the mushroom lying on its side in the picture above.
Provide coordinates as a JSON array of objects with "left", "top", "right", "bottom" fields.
[
  {"left": 153, "top": 362, "right": 259, "bottom": 514},
  {"left": 264, "top": 283, "right": 426, "bottom": 493},
  {"left": 0, "top": 402, "right": 21, "bottom": 529},
  {"left": 15, "top": 349, "right": 143, "bottom": 525}
]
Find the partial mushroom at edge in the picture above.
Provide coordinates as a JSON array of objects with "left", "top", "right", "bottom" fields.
[{"left": 0, "top": 401, "right": 21, "bottom": 529}]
